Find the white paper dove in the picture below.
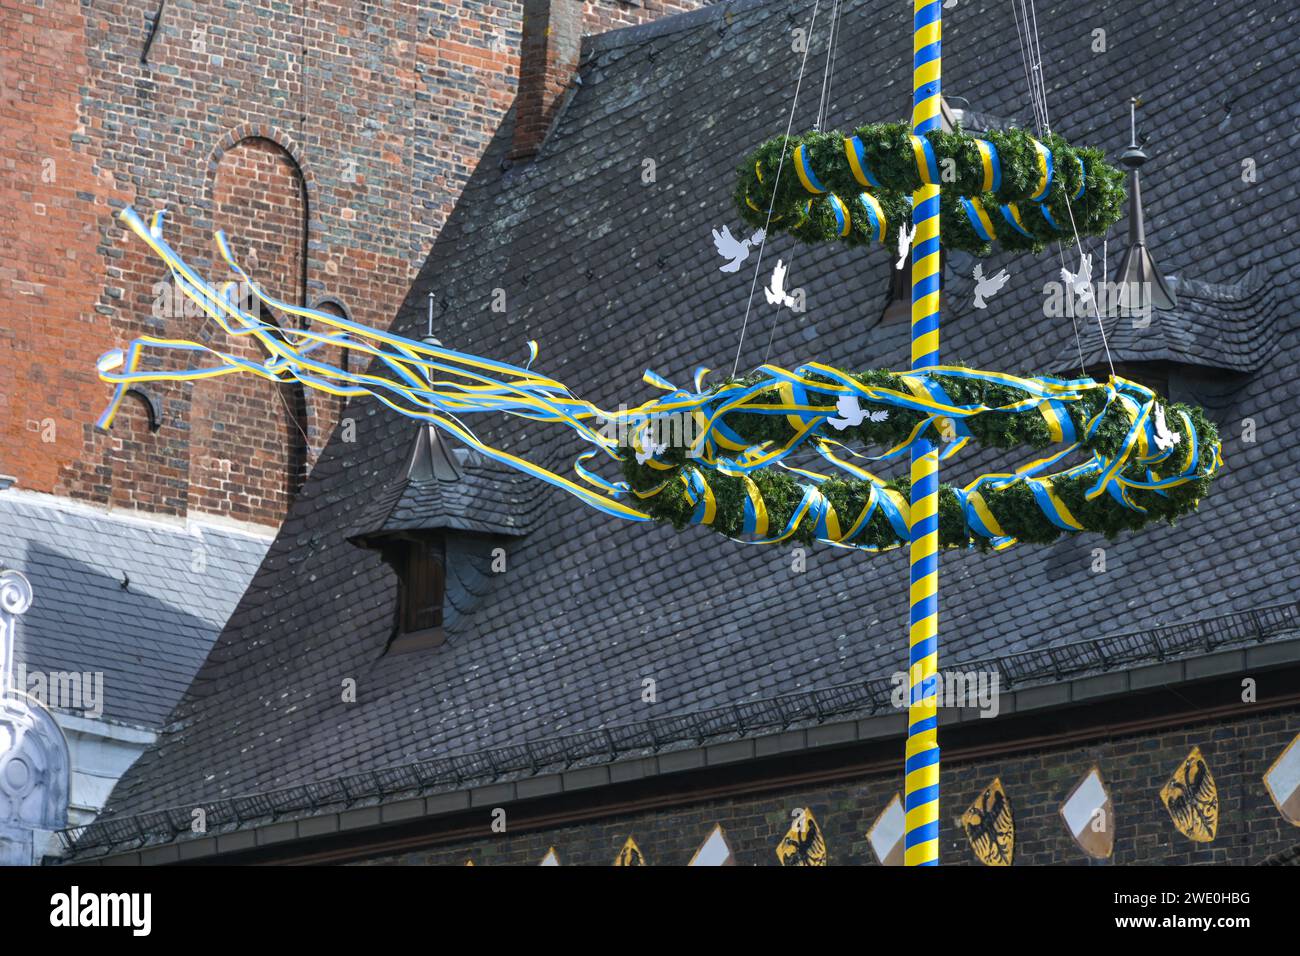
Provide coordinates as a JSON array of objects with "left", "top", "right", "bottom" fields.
[
  {"left": 972, "top": 262, "right": 1010, "bottom": 309},
  {"left": 764, "top": 258, "right": 798, "bottom": 309},
  {"left": 827, "top": 395, "right": 889, "bottom": 431},
  {"left": 635, "top": 436, "right": 667, "bottom": 465},
  {"left": 895, "top": 221, "right": 916, "bottom": 270},
  {"left": 712, "top": 225, "right": 765, "bottom": 273},
  {"left": 1061, "top": 253, "right": 1095, "bottom": 307},
  {"left": 1153, "top": 404, "right": 1182, "bottom": 452}
]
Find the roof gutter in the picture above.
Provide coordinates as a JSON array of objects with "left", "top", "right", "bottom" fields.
[{"left": 67, "top": 634, "right": 1300, "bottom": 865}]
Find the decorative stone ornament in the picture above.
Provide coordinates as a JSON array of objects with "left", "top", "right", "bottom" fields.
[{"left": 0, "top": 570, "right": 71, "bottom": 866}]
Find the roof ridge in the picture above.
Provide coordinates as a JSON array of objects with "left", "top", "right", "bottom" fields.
[
  {"left": 583, "top": 0, "right": 770, "bottom": 57},
  {"left": 0, "top": 488, "right": 275, "bottom": 542}
]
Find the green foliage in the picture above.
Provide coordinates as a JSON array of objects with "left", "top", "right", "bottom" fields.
[
  {"left": 735, "top": 123, "right": 1126, "bottom": 256},
  {"left": 620, "top": 369, "right": 1221, "bottom": 552}
]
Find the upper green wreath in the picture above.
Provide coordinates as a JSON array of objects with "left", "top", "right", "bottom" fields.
[{"left": 734, "top": 124, "right": 1126, "bottom": 256}]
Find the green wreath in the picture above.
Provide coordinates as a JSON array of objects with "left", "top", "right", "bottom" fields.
[
  {"left": 619, "top": 366, "right": 1221, "bottom": 552},
  {"left": 734, "top": 124, "right": 1126, "bottom": 255}
]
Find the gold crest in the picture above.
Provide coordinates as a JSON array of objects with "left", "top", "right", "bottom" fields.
[
  {"left": 614, "top": 836, "right": 646, "bottom": 866},
  {"left": 963, "top": 777, "right": 1014, "bottom": 866},
  {"left": 776, "top": 807, "right": 828, "bottom": 866},
  {"left": 1161, "top": 746, "right": 1218, "bottom": 842}
]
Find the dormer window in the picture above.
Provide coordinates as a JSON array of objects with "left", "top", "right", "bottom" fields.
[
  {"left": 882, "top": 256, "right": 911, "bottom": 323},
  {"left": 347, "top": 413, "right": 531, "bottom": 657},
  {"left": 390, "top": 534, "right": 446, "bottom": 652},
  {"left": 346, "top": 332, "right": 531, "bottom": 657},
  {"left": 1051, "top": 103, "right": 1277, "bottom": 388},
  {"left": 882, "top": 96, "right": 965, "bottom": 323},
  {"left": 883, "top": 249, "right": 946, "bottom": 323}
]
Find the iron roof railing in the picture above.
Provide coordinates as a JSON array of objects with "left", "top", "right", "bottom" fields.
[{"left": 58, "top": 600, "right": 1300, "bottom": 857}]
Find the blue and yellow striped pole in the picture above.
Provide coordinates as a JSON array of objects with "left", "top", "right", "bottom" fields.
[{"left": 905, "top": 0, "right": 942, "bottom": 866}]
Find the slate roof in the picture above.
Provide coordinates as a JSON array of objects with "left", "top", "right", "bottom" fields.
[
  {"left": 0, "top": 492, "right": 271, "bottom": 728},
  {"left": 97, "top": 0, "right": 1300, "bottom": 820},
  {"left": 347, "top": 427, "right": 533, "bottom": 543},
  {"left": 1052, "top": 265, "right": 1283, "bottom": 374}
]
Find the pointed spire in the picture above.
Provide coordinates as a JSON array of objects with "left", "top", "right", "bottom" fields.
[
  {"left": 402, "top": 293, "right": 463, "bottom": 483},
  {"left": 1114, "top": 97, "right": 1177, "bottom": 315},
  {"left": 404, "top": 424, "right": 464, "bottom": 483}
]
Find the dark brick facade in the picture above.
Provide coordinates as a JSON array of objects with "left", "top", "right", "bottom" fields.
[
  {"left": 1, "top": 0, "right": 710, "bottom": 527},
  {"left": 354, "top": 706, "right": 1300, "bottom": 865},
  {"left": 583, "top": 0, "right": 710, "bottom": 33}
]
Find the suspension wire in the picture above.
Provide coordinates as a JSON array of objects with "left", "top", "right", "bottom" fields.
[
  {"left": 764, "top": 0, "right": 843, "bottom": 367},
  {"left": 1102, "top": 235, "right": 1108, "bottom": 298},
  {"left": 815, "top": 0, "right": 843, "bottom": 129},
  {"left": 731, "top": 0, "right": 823, "bottom": 379},
  {"left": 1011, "top": 1, "right": 1044, "bottom": 135},
  {"left": 1014, "top": 0, "right": 1115, "bottom": 377},
  {"left": 1053, "top": 240, "right": 1088, "bottom": 375},
  {"left": 826, "top": 0, "right": 844, "bottom": 122},
  {"left": 1026, "top": 0, "right": 1053, "bottom": 131},
  {"left": 768, "top": 0, "right": 843, "bottom": 367}
]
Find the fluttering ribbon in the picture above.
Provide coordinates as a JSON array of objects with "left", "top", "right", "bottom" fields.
[{"left": 96, "top": 207, "right": 1222, "bottom": 558}]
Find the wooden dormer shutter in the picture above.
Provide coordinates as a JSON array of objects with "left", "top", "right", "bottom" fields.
[{"left": 394, "top": 536, "right": 446, "bottom": 649}]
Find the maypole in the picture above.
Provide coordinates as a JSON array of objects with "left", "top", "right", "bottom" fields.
[
  {"left": 91, "top": 0, "right": 1221, "bottom": 873},
  {"left": 905, "top": 0, "right": 942, "bottom": 866}
]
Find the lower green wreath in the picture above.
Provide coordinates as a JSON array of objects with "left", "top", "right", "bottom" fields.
[{"left": 619, "top": 366, "right": 1222, "bottom": 552}]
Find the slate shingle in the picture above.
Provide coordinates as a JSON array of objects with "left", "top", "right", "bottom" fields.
[
  {"left": 97, "top": 0, "right": 1300, "bottom": 818},
  {"left": 1052, "top": 266, "right": 1282, "bottom": 373},
  {"left": 0, "top": 495, "right": 271, "bottom": 728}
]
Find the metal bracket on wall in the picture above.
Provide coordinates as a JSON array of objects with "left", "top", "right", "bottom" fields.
[
  {"left": 141, "top": 0, "right": 168, "bottom": 65},
  {"left": 126, "top": 386, "right": 163, "bottom": 432}
]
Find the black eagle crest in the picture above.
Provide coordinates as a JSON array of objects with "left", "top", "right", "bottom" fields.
[
  {"left": 963, "top": 779, "right": 1015, "bottom": 866},
  {"left": 614, "top": 837, "right": 646, "bottom": 866},
  {"left": 1162, "top": 747, "right": 1218, "bottom": 842},
  {"left": 776, "top": 808, "right": 828, "bottom": 866}
]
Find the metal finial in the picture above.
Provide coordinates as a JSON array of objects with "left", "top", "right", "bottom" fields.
[
  {"left": 1114, "top": 95, "right": 1175, "bottom": 312},
  {"left": 1120, "top": 97, "right": 1148, "bottom": 170}
]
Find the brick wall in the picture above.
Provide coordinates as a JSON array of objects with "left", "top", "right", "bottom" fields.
[
  {"left": 1, "top": 0, "right": 712, "bottom": 527},
  {"left": 353, "top": 707, "right": 1300, "bottom": 865},
  {"left": 582, "top": 0, "right": 710, "bottom": 34}
]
